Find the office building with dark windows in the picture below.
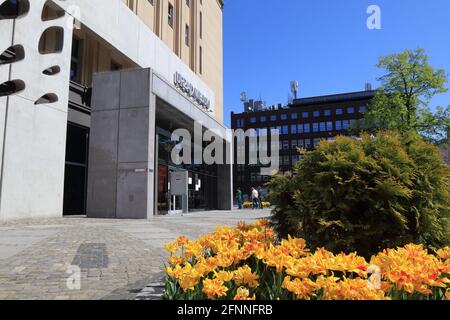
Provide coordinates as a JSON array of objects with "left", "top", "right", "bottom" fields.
[{"left": 231, "top": 90, "right": 376, "bottom": 195}]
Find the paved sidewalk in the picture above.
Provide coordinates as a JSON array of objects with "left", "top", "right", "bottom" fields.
[{"left": 0, "top": 210, "right": 270, "bottom": 300}]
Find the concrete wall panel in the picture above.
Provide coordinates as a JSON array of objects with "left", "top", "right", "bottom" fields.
[
  {"left": 118, "top": 108, "right": 149, "bottom": 163},
  {"left": 116, "top": 162, "right": 149, "bottom": 219},
  {"left": 0, "top": 98, "right": 68, "bottom": 220},
  {"left": 119, "top": 69, "right": 150, "bottom": 109},
  {"left": 90, "top": 72, "right": 121, "bottom": 111},
  {"left": 86, "top": 109, "right": 119, "bottom": 218}
]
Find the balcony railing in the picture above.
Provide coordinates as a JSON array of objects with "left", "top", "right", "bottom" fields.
[{"left": 69, "top": 80, "right": 91, "bottom": 114}]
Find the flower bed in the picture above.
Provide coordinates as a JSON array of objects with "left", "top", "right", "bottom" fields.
[
  {"left": 164, "top": 220, "right": 450, "bottom": 300},
  {"left": 243, "top": 201, "right": 271, "bottom": 209}
]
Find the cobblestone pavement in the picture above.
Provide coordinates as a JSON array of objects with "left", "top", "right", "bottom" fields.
[{"left": 0, "top": 210, "right": 270, "bottom": 300}]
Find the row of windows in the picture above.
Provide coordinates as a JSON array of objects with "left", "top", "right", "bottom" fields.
[
  {"left": 235, "top": 120, "right": 361, "bottom": 138},
  {"left": 237, "top": 106, "right": 366, "bottom": 127},
  {"left": 236, "top": 135, "right": 337, "bottom": 153}
]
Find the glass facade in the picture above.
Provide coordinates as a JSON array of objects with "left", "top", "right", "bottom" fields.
[{"left": 157, "top": 129, "right": 218, "bottom": 215}]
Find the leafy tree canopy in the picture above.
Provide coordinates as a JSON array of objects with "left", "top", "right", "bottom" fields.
[{"left": 365, "top": 48, "right": 449, "bottom": 144}]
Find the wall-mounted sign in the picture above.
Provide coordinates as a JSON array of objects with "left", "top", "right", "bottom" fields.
[{"left": 174, "top": 72, "right": 211, "bottom": 111}]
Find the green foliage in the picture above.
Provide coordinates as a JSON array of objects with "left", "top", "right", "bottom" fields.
[
  {"left": 365, "top": 48, "right": 449, "bottom": 144},
  {"left": 268, "top": 131, "right": 450, "bottom": 258}
]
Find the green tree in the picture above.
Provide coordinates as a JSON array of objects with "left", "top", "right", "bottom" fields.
[
  {"left": 268, "top": 131, "right": 450, "bottom": 258},
  {"left": 365, "top": 48, "right": 449, "bottom": 143}
]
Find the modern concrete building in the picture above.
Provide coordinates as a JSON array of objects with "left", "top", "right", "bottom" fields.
[{"left": 0, "top": 0, "right": 231, "bottom": 220}]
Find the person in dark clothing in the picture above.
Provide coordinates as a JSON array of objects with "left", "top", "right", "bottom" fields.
[
  {"left": 258, "top": 186, "right": 263, "bottom": 209},
  {"left": 236, "top": 187, "right": 244, "bottom": 209}
]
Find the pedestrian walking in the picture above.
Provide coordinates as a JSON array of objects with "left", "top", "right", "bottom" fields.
[
  {"left": 258, "top": 186, "right": 263, "bottom": 209},
  {"left": 251, "top": 187, "right": 259, "bottom": 210},
  {"left": 236, "top": 187, "right": 244, "bottom": 209}
]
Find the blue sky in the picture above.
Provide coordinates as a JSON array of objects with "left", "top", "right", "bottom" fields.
[{"left": 223, "top": 0, "right": 450, "bottom": 126}]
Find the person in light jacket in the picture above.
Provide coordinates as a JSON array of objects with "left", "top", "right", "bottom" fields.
[{"left": 251, "top": 187, "right": 259, "bottom": 210}]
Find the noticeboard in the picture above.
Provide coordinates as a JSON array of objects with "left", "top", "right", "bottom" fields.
[{"left": 170, "top": 171, "right": 188, "bottom": 196}]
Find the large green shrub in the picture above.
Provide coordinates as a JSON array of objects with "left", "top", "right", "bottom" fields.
[{"left": 268, "top": 131, "right": 450, "bottom": 258}]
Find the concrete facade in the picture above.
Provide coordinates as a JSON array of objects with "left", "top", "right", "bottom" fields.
[
  {"left": 88, "top": 68, "right": 232, "bottom": 219},
  {"left": 0, "top": 0, "right": 227, "bottom": 220},
  {"left": 0, "top": 0, "right": 74, "bottom": 220},
  {"left": 121, "top": 0, "right": 224, "bottom": 122}
]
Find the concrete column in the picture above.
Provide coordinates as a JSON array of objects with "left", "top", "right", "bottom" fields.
[
  {"left": 216, "top": 141, "right": 233, "bottom": 210},
  {"left": 88, "top": 68, "right": 156, "bottom": 219}
]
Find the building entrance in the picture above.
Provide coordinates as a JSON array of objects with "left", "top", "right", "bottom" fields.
[{"left": 63, "top": 122, "right": 89, "bottom": 215}]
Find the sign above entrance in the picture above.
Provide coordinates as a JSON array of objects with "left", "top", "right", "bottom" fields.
[{"left": 174, "top": 72, "right": 212, "bottom": 112}]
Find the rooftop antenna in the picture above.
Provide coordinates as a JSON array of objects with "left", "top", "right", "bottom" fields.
[
  {"left": 240, "top": 91, "right": 248, "bottom": 103},
  {"left": 288, "top": 93, "right": 293, "bottom": 105},
  {"left": 290, "top": 80, "right": 299, "bottom": 99}
]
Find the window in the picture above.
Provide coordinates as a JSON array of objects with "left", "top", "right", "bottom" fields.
[
  {"left": 313, "top": 138, "right": 320, "bottom": 147},
  {"left": 186, "top": 0, "right": 190, "bottom": 7},
  {"left": 324, "top": 110, "right": 331, "bottom": 116},
  {"left": 335, "top": 120, "right": 342, "bottom": 131},
  {"left": 359, "top": 119, "right": 366, "bottom": 128},
  {"left": 111, "top": 60, "right": 121, "bottom": 71},
  {"left": 39, "top": 26, "right": 64, "bottom": 54},
  {"left": 305, "top": 139, "right": 312, "bottom": 149},
  {"left": 185, "top": 25, "right": 190, "bottom": 47},
  {"left": 270, "top": 127, "right": 278, "bottom": 135},
  {"left": 304, "top": 123, "right": 310, "bottom": 133},
  {"left": 282, "top": 125, "right": 289, "bottom": 135},
  {"left": 70, "top": 37, "right": 81, "bottom": 83},
  {"left": 343, "top": 120, "right": 349, "bottom": 130},
  {"left": 291, "top": 113, "right": 298, "bottom": 120},
  {"left": 236, "top": 119, "right": 245, "bottom": 128},
  {"left": 298, "top": 139, "right": 304, "bottom": 148},
  {"left": 313, "top": 123, "right": 319, "bottom": 133},
  {"left": 250, "top": 117, "right": 256, "bottom": 124},
  {"left": 360, "top": 106, "right": 366, "bottom": 113},
  {"left": 320, "top": 122, "right": 326, "bottom": 132},
  {"left": 168, "top": 3, "right": 174, "bottom": 28},
  {"left": 297, "top": 124, "right": 303, "bottom": 134},
  {"left": 302, "top": 112, "right": 309, "bottom": 119},
  {"left": 281, "top": 114, "right": 287, "bottom": 121},
  {"left": 327, "top": 121, "right": 333, "bottom": 131},
  {"left": 199, "top": 46, "right": 203, "bottom": 74},
  {"left": 313, "top": 111, "right": 320, "bottom": 117},
  {"left": 260, "top": 116, "right": 266, "bottom": 122},
  {"left": 292, "top": 140, "right": 298, "bottom": 148},
  {"left": 336, "top": 108, "right": 343, "bottom": 115},
  {"left": 347, "top": 107, "right": 355, "bottom": 114},
  {"left": 282, "top": 141, "right": 290, "bottom": 150},
  {"left": 0, "top": 0, "right": 29, "bottom": 20},
  {"left": 270, "top": 115, "right": 277, "bottom": 121},
  {"left": 291, "top": 125, "right": 297, "bottom": 135},
  {"left": 199, "top": 12, "right": 203, "bottom": 39}
]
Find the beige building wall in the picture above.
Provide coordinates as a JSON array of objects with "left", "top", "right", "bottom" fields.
[
  {"left": 119, "top": 0, "right": 224, "bottom": 123},
  {"left": 72, "top": 28, "right": 137, "bottom": 87}
]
